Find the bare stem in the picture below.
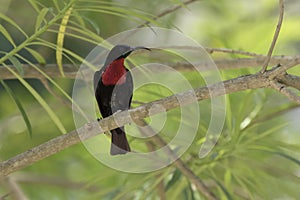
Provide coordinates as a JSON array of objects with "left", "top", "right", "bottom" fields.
[{"left": 261, "top": 0, "right": 284, "bottom": 72}]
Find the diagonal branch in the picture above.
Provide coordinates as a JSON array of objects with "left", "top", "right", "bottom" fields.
[
  {"left": 0, "top": 65, "right": 299, "bottom": 179},
  {"left": 137, "top": 0, "right": 198, "bottom": 28},
  {"left": 277, "top": 74, "right": 300, "bottom": 90},
  {"left": 270, "top": 81, "right": 300, "bottom": 104},
  {"left": 4, "top": 177, "right": 28, "bottom": 200}
]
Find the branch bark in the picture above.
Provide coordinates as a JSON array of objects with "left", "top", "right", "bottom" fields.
[
  {"left": 271, "top": 81, "right": 300, "bottom": 104},
  {"left": 1, "top": 55, "right": 299, "bottom": 80},
  {"left": 1, "top": 65, "right": 299, "bottom": 179}
]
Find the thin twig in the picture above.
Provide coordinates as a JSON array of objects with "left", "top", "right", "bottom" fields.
[
  {"left": 269, "top": 60, "right": 300, "bottom": 79},
  {"left": 206, "top": 47, "right": 263, "bottom": 57},
  {"left": 261, "top": 0, "right": 284, "bottom": 73},
  {"left": 161, "top": 45, "right": 264, "bottom": 57},
  {"left": 270, "top": 81, "right": 300, "bottom": 104},
  {"left": 277, "top": 74, "right": 300, "bottom": 90},
  {"left": 5, "top": 177, "right": 28, "bottom": 200},
  {"left": 137, "top": 0, "right": 197, "bottom": 28},
  {"left": 40, "top": 78, "right": 73, "bottom": 110}
]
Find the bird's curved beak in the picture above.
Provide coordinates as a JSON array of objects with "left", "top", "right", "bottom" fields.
[
  {"left": 121, "top": 46, "right": 150, "bottom": 58},
  {"left": 126, "top": 46, "right": 150, "bottom": 57},
  {"left": 132, "top": 46, "right": 151, "bottom": 51}
]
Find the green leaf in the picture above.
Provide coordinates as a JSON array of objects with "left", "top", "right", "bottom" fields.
[
  {"left": 275, "top": 152, "right": 300, "bottom": 166},
  {"left": 0, "top": 12, "right": 28, "bottom": 37},
  {"left": 213, "top": 178, "right": 233, "bottom": 200},
  {"left": 165, "top": 169, "right": 182, "bottom": 191},
  {"left": 75, "top": 4, "right": 159, "bottom": 26},
  {"left": 186, "top": 182, "right": 196, "bottom": 200},
  {"left": 56, "top": 5, "right": 73, "bottom": 77},
  {"left": 224, "top": 169, "right": 233, "bottom": 193},
  {"left": 3, "top": 64, "right": 67, "bottom": 134},
  {"left": 0, "top": 80, "right": 33, "bottom": 138},
  {"left": 0, "top": 24, "right": 16, "bottom": 47},
  {"left": 139, "top": 170, "right": 170, "bottom": 200},
  {"left": 62, "top": 20, "right": 104, "bottom": 42},
  {"left": 48, "top": 27, "right": 99, "bottom": 45},
  {"left": 28, "top": 0, "right": 42, "bottom": 13},
  {"left": 25, "top": 47, "right": 46, "bottom": 64},
  {"left": 52, "top": 0, "right": 61, "bottom": 11},
  {"left": 16, "top": 54, "right": 89, "bottom": 122},
  {"left": 111, "top": 171, "right": 162, "bottom": 200},
  {"left": 245, "top": 122, "right": 287, "bottom": 145},
  {"left": 232, "top": 174, "right": 254, "bottom": 200},
  {"left": 71, "top": 10, "right": 86, "bottom": 28},
  {"left": 8, "top": 55, "right": 24, "bottom": 76},
  {"left": 35, "top": 7, "right": 49, "bottom": 32},
  {"left": 80, "top": 15, "right": 100, "bottom": 35},
  {"left": 170, "top": 0, "right": 187, "bottom": 9},
  {"left": 30, "top": 39, "right": 95, "bottom": 70}
]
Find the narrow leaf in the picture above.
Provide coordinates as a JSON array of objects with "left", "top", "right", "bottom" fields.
[
  {"left": 8, "top": 55, "right": 24, "bottom": 76},
  {"left": 35, "top": 7, "right": 49, "bottom": 32},
  {"left": 212, "top": 178, "right": 233, "bottom": 200},
  {"left": 275, "top": 152, "right": 300, "bottom": 166},
  {"left": 72, "top": 10, "right": 86, "bottom": 28},
  {"left": 0, "top": 24, "right": 16, "bottom": 47},
  {"left": 80, "top": 15, "right": 100, "bottom": 35},
  {"left": 25, "top": 47, "right": 46, "bottom": 64},
  {"left": 56, "top": 5, "right": 73, "bottom": 77},
  {"left": 0, "top": 12, "right": 28, "bottom": 37},
  {"left": 224, "top": 169, "right": 233, "bottom": 193},
  {"left": 170, "top": 0, "right": 187, "bottom": 9},
  {"left": 165, "top": 169, "right": 182, "bottom": 191},
  {"left": 28, "top": 0, "right": 41, "bottom": 13},
  {"left": 3, "top": 64, "right": 67, "bottom": 134},
  {"left": 16, "top": 54, "right": 89, "bottom": 121},
  {"left": 1, "top": 80, "right": 33, "bottom": 138},
  {"left": 246, "top": 122, "right": 287, "bottom": 144},
  {"left": 52, "top": 0, "right": 61, "bottom": 11}
]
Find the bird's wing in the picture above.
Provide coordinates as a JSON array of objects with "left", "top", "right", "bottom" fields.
[
  {"left": 93, "top": 67, "right": 105, "bottom": 92},
  {"left": 126, "top": 68, "right": 134, "bottom": 105}
]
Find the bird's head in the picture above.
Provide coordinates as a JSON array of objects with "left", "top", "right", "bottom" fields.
[{"left": 104, "top": 45, "right": 150, "bottom": 66}]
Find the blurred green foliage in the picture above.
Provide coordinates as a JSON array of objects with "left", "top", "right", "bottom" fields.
[{"left": 1, "top": 0, "right": 300, "bottom": 199}]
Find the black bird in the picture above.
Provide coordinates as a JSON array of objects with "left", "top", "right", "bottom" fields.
[{"left": 94, "top": 45, "right": 149, "bottom": 155}]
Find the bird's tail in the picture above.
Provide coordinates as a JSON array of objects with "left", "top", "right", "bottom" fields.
[{"left": 110, "top": 127, "right": 131, "bottom": 155}]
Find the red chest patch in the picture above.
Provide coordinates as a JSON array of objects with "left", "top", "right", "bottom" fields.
[{"left": 102, "top": 58, "right": 127, "bottom": 85}]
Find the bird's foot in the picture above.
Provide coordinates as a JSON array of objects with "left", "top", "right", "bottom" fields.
[
  {"left": 84, "top": 122, "right": 93, "bottom": 131},
  {"left": 112, "top": 110, "right": 123, "bottom": 117}
]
